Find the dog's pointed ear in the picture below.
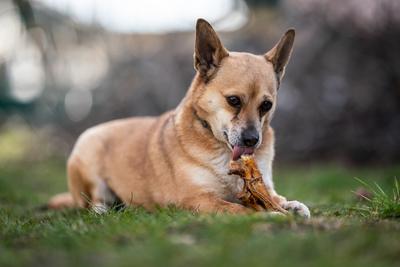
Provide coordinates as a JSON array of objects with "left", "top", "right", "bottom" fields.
[
  {"left": 265, "top": 29, "right": 295, "bottom": 82},
  {"left": 194, "top": 18, "right": 229, "bottom": 80}
]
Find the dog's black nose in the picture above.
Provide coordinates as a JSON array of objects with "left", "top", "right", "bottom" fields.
[{"left": 241, "top": 126, "right": 259, "bottom": 147}]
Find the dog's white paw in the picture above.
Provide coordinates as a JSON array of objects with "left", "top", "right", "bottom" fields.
[
  {"left": 281, "top": 200, "right": 311, "bottom": 219},
  {"left": 92, "top": 203, "right": 108, "bottom": 214}
]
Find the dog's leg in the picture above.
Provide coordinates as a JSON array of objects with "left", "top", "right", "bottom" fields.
[
  {"left": 268, "top": 190, "right": 311, "bottom": 218},
  {"left": 90, "top": 179, "right": 119, "bottom": 214},
  {"left": 67, "top": 158, "right": 92, "bottom": 208},
  {"left": 183, "top": 193, "right": 252, "bottom": 214},
  {"left": 67, "top": 157, "right": 115, "bottom": 214},
  {"left": 260, "top": 159, "right": 311, "bottom": 218},
  {"left": 90, "top": 181, "right": 110, "bottom": 215},
  {"left": 47, "top": 158, "right": 91, "bottom": 210},
  {"left": 280, "top": 200, "right": 310, "bottom": 218}
]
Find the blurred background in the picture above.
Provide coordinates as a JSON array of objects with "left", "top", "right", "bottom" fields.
[{"left": 0, "top": 0, "right": 399, "bottom": 165}]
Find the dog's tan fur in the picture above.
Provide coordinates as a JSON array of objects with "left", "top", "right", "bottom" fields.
[{"left": 48, "top": 19, "right": 310, "bottom": 217}]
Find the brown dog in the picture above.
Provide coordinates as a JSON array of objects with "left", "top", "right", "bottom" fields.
[{"left": 48, "top": 19, "right": 310, "bottom": 218}]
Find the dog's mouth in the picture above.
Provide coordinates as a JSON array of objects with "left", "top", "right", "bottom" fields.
[
  {"left": 223, "top": 131, "right": 255, "bottom": 160},
  {"left": 232, "top": 146, "right": 255, "bottom": 161}
]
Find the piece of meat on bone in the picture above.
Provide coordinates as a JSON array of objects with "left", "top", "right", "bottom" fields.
[{"left": 228, "top": 155, "right": 287, "bottom": 214}]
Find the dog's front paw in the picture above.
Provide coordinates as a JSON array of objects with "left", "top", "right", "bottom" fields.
[{"left": 281, "top": 200, "right": 310, "bottom": 219}]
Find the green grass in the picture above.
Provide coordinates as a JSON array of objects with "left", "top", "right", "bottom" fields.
[
  {"left": 1, "top": 158, "right": 400, "bottom": 267},
  {"left": 354, "top": 178, "right": 400, "bottom": 219}
]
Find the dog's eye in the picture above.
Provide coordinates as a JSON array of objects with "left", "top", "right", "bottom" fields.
[
  {"left": 259, "top": 100, "right": 273, "bottom": 114},
  {"left": 226, "top": 96, "right": 241, "bottom": 108}
]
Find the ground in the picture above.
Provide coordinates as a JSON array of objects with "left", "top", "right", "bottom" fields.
[{"left": 1, "top": 158, "right": 399, "bottom": 267}]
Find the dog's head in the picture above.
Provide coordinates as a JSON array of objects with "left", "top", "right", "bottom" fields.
[{"left": 191, "top": 19, "right": 295, "bottom": 160}]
